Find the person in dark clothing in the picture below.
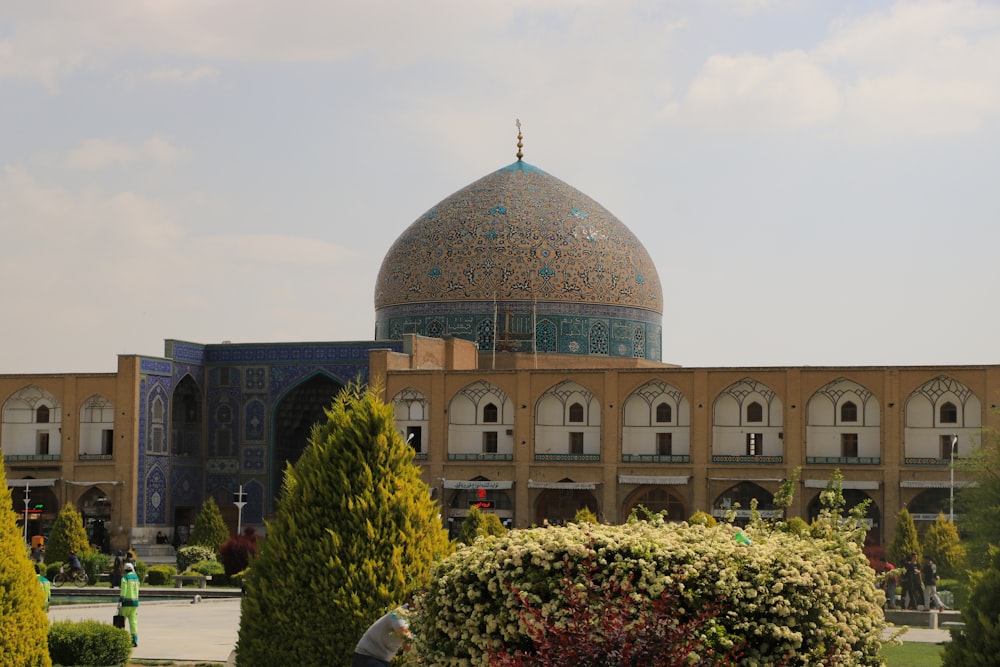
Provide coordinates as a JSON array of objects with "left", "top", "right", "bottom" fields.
[
  {"left": 903, "top": 553, "right": 923, "bottom": 609},
  {"left": 922, "top": 557, "right": 947, "bottom": 610},
  {"left": 110, "top": 550, "right": 124, "bottom": 588}
]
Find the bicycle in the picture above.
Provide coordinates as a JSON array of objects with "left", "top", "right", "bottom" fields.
[{"left": 52, "top": 565, "right": 89, "bottom": 588}]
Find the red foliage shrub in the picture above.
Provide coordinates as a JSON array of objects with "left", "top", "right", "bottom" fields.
[
  {"left": 219, "top": 527, "right": 258, "bottom": 576},
  {"left": 485, "top": 557, "right": 743, "bottom": 667}
]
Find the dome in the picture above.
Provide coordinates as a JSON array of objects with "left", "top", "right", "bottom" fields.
[{"left": 374, "top": 160, "right": 663, "bottom": 360}]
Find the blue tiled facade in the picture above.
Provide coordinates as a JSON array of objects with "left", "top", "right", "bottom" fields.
[{"left": 134, "top": 340, "right": 401, "bottom": 528}]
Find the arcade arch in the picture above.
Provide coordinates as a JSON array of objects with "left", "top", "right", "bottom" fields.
[
  {"left": 904, "top": 376, "right": 982, "bottom": 462},
  {"left": 447, "top": 381, "right": 513, "bottom": 460},
  {"left": 622, "top": 380, "right": 690, "bottom": 462},
  {"left": 535, "top": 380, "right": 600, "bottom": 460},
  {"left": 623, "top": 486, "right": 686, "bottom": 521},
  {"left": 712, "top": 379, "right": 783, "bottom": 462},
  {"left": 271, "top": 373, "right": 344, "bottom": 510},
  {"left": 806, "top": 378, "right": 880, "bottom": 463},
  {"left": 2, "top": 385, "right": 62, "bottom": 457}
]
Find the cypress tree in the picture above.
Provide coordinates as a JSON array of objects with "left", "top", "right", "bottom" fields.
[
  {"left": 942, "top": 547, "right": 1000, "bottom": 666},
  {"left": 457, "top": 505, "right": 507, "bottom": 545},
  {"left": 923, "top": 512, "right": 965, "bottom": 578},
  {"left": 45, "top": 502, "right": 90, "bottom": 564},
  {"left": 236, "top": 381, "right": 450, "bottom": 666},
  {"left": 189, "top": 497, "right": 230, "bottom": 554},
  {"left": 887, "top": 508, "right": 920, "bottom": 567},
  {"left": 0, "top": 459, "right": 53, "bottom": 666}
]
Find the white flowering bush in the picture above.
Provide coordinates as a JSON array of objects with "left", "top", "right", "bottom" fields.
[{"left": 410, "top": 517, "right": 886, "bottom": 666}]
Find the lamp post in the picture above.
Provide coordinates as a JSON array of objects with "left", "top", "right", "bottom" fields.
[
  {"left": 233, "top": 485, "right": 247, "bottom": 535},
  {"left": 22, "top": 484, "right": 31, "bottom": 545},
  {"left": 949, "top": 434, "right": 958, "bottom": 523}
]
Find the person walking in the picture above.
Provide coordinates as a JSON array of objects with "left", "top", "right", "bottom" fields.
[
  {"left": 351, "top": 603, "right": 412, "bottom": 667},
  {"left": 37, "top": 565, "right": 51, "bottom": 612},
  {"left": 119, "top": 561, "right": 140, "bottom": 646},
  {"left": 882, "top": 559, "right": 899, "bottom": 609},
  {"left": 110, "top": 550, "right": 124, "bottom": 589},
  {"left": 903, "top": 553, "right": 923, "bottom": 610},
  {"left": 922, "top": 556, "right": 948, "bottom": 610}
]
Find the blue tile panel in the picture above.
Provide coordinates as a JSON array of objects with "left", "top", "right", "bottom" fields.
[
  {"left": 134, "top": 341, "right": 398, "bottom": 527},
  {"left": 376, "top": 300, "right": 662, "bottom": 360}
]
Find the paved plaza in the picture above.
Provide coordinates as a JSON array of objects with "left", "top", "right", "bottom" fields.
[{"left": 49, "top": 597, "right": 241, "bottom": 663}]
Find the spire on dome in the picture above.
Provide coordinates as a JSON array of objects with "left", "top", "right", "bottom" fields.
[{"left": 515, "top": 119, "right": 523, "bottom": 161}]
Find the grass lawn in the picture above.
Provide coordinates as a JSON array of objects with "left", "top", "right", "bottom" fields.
[{"left": 881, "top": 642, "right": 945, "bottom": 666}]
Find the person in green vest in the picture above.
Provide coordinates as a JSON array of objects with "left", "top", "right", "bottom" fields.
[
  {"left": 37, "top": 564, "right": 51, "bottom": 612},
  {"left": 119, "top": 561, "right": 140, "bottom": 646}
]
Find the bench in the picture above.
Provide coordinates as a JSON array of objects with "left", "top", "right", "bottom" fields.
[{"left": 173, "top": 574, "right": 212, "bottom": 589}]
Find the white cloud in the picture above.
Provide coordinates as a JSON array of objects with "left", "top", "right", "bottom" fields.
[
  {"left": 146, "top": 66, "right": 219, "bottom": 84},
  {"left": 666, "top": 0, "right": 1000, "bottom": 136},
  {"left": 199, "top": 234, "right": 366, "bottom": 266},
  {"left": 663, "top": 50, "right": 842, "bottom": 129},
  {"left": 63, "top": 137, "right": 189, "bottom": 170}
]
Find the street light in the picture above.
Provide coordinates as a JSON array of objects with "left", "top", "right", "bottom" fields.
[
  {"left": 949, "top": 434, "right": 959, "bottom": 523},
  {"left": 22, "top": 484, "right": 31, "bottom": 546},
  {"left": 233, "top": 485, "right": 248, "bottom": 535}
]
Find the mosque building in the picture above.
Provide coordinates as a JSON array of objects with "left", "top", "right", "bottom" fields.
[{"left": 3, "top": 129, "right": 996, "bottom": 551}]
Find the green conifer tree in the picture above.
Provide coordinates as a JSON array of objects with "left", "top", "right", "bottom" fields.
[
  {"left": 0, "top": 460, "right": 53, "bottom": 666},
  {"left": 236, "top": 382, "right": 450, "bottom": 665},
  {"left": 942, "top": 547, "right": 1000, "bottom": 666},
  {"left": 887, "top": 508, "right": 920, "bottom": 567},
  {"left": 457, "top": 506, "right": 508, "bottom": 545},
  {"left": 573, "top": 507, "right": 599, "bottom": 524},
  {"left": 45, "top": 502, "right": 91, "bottom": 564},
  {"left": 923, "top": 512, "right": 965, "bottom": 578},
  {"left": 189, "top": 497, "right": 230, "bottom": 554}
]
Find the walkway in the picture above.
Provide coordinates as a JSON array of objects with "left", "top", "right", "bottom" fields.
[{"left": 49, "top": 597, "right": 241, "bottom": 663}]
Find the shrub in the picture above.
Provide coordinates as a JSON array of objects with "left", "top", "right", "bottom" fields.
[
  {"left": 230, "top": 568, "right": 249, "bottom": 592},
  {"left": 177, "top": 545, "right": 217, "bottom": 572},
  {"left": 189, "top": 497, "right": 231, "bottom": 555},
  {"left": 457, "top": 505, "right": 508, "bottom": 546},
  {"left": 688, "top": 510, "right": 717, "bottom": 527},
  {"left": 943, "top": 547, "right": 1000, "bottom": 665},
  {"left": 45, "top": 563, "right": 61, "bottom": 581},
  {"left": 220, "top": 530, "right": 258, "bottom": 577},
  {"left": 134, "top": 559, "right": 149, "bottom": 584},
  {"left": 45, "top": 502, "right": 91, "bottom": 564},
  {"left": 0, "top": 459, "right": 52, "bottom": 666},
  {"left": 48, "top": 619, "right": 132, "bottom": 666},
  {"left": 486, "top": 555, "right": 741, "bottom": 666},
  {"left": 192, "top": 559, "right": 226, "bottom": 585},
  {"left": 81, "top": 551, "right": 111, "bottom": 584},
  {"left": 146, "top": 564, "right": 178, "bottom": 586},
  {"left": 411, "top": 519, "right": 885, "bottom": 666}
]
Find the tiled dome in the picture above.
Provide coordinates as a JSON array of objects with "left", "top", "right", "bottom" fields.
[{"left": 374, "top": 160, "right": 663, "bottom": 360}]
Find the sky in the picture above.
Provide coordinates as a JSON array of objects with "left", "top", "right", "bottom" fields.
[{"left": 2, "top": 0, "right": 999, "bottom": 374}]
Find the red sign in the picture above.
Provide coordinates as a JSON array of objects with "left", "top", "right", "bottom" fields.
[{"left": 470, "top": 501, "right": 493, "bottom": 509}]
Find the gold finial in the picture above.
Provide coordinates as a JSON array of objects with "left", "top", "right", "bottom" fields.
[{"left": 515, "top": 118, "right": 523, "bottom": 161}]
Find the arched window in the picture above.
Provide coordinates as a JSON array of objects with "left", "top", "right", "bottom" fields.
[
  {"left": 655, "top": 402, "right": 672, "bottom": 423},
  {"left": 841, "top": 401, "right": 858, "bottom": 422},
  {"left": 746, "top": 402, "right": 763, "bottom": 423},
  {"left": 568, "top": 402, "right": 584, "bottom": 423},
  {"left": 940, "top": 402, "right": 958, "bottom": 424},
  {"left": 36, "top": 405, "right": 50, "bottom": 423},
  {"left": 483, "top": 403, "right": 498, "bottom": 423}
]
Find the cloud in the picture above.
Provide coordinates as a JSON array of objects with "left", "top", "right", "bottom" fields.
[
  {"left": 662, "top": 50, "right": 842, "bottom": 129},
  {"left": 63, "top": 137, "right": 190, "bottom": 170},
  {"left": 199, "top": 234, "right": 366, "bottom": 266},
  {"left": 665, "top": 0, "right": 1000, "bottom": 136},
  {"left": 146, "top": 66, "right": 220, "bottom": 84}
]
